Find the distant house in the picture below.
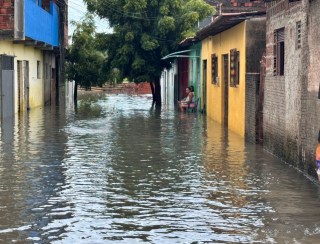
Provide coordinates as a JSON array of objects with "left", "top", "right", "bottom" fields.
[
  {"left": 263, "top": 0, "right": 320, "bottom": 177},
  {"left": 197, "top": 7, "right": 266, "bottom": 139},
  {"left": 179, "top": 38, "right": 202, "bottom": 111},
  {"left": 160, "top": 60, "right": 178, "bottom": 109},
  {"left": 0, "top": 0, "right": 67, "bottom": 122}
]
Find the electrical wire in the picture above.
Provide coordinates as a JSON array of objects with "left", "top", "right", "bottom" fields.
[{"left": 66, "top": 0, "right": 112, "bottom": 32}]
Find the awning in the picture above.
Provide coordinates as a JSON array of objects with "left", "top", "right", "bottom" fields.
[{"left": 161, "top": 50, "right": 200, "bottom": 60}]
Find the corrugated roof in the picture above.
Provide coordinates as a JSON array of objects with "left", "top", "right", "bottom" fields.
[{"left": 179, "top": 37, "right": 199, "bottom": 47}]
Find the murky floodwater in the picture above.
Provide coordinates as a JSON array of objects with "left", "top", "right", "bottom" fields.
[{"left": 0, "top": 93, "right": 320, "bottom": 243}]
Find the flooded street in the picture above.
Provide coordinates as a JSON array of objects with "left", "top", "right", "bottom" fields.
[{"left": 1, "top": 93, "right": 320, "bottom": 243}]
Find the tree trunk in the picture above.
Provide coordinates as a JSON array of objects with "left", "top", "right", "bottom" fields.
[
  {"left": 150, "top": 82, "right": 155, "bottom": 102},
  {"left": 154, "top": 78, "right": 161, "bottom": 107},
  {"left": 149, "top": 80, "right": 162, "bottom": 107},
  {"left": 74, "top": 80, "right": 78, "bottom": 102}
]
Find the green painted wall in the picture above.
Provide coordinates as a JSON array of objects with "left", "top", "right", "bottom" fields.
[{"left": 188, "top": 42, "right": 202, "bottom": 107}]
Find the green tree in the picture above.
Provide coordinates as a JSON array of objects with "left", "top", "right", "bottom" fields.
[
  {"left": 84, "top": 0, "right": 213, "bottom": 106},
  {"left": 66, "top": 14, "right": 106, "bottom": 101}
]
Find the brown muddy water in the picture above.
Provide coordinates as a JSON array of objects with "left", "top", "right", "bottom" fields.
[{"left": 0, "top": 93, "right": 320, "bottom": 243}]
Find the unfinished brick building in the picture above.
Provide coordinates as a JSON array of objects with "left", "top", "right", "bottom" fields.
[{"left": 264, "top": 0, "right": 320, "bottom": 178}]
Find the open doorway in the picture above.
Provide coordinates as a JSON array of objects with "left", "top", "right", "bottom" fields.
[
  {"left": 202, "top": 60, "right": 207, "bottom": 113},
  {"left": 222, "top": 54, "right": 229, "bottom": 127}
]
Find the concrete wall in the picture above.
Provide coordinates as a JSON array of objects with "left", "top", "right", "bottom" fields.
[
  {"left": 43, "top": 51, "right": 56, "bottom": 105},
  {"left": 245, "top": 73, "right": 259, "bottom": 143},
  {"left": 246, "top": 18, "right": 266, "bottom": 73},
  {"left": 245, "top": 18, "right": 266, "bottom": 143}
]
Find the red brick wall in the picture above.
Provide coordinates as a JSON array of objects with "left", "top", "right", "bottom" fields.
[
  {"left": 136, "top": 82, "right": 151, "bottom": 94},
  {"left": 219, "top": 0, "right": 266, "bottom": 13},
  {"left": 0, "top": 0, "right": 14, "bottom": 30}
]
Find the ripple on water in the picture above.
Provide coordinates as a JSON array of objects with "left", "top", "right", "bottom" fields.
[{"left": 0, "top": 94, "right": 320, "bottom": 243}]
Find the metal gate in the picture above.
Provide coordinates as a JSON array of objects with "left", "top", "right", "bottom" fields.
[{"left": 0, "top": 55, "right": 15, "bottom": 121}]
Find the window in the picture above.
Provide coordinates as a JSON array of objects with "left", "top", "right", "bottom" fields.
[
  {"left": 211, "top": 54, "right": 218, "bottom": 84},
  {"left": 37, "top": 61, "right": 41, "bottom": 79},
  {"left": 296, "top": 21, "right": 301, "bottom": 49},
  {"left": 274, "top": 28, "right": 285, "bottom": 76},
  {"left": 230, "top": 49, "right": 240, "bottom": 87}
]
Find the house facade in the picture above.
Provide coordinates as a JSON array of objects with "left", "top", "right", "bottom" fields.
[
  {"left": 0, "top": 0, "right": 67, "bottom": 122},
  {"left": 264, "top": 0, "right": 320, "bottom": 177},
  {"left": 160, "top": 60, "right": 178, "bottom": 109},
  {"left": 188, "top": 42, "right": 202, "bottom": 110},
  {"left": 198, "top": 13, "right": 266, "bottom": 139}
]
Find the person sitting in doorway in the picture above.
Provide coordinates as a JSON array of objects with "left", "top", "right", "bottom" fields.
[{"left": 178, "top": 86, "right": 195, "bottom": 112}]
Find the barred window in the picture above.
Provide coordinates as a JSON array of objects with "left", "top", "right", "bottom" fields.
[
  {"left": 211, "top": 54, "right": 218, "bottom": 84},
  {"left": 296, "top": 21, "right": 301, "bottom": 49},
  {"left": 230, "top": 49, "right": 240, "bottom": 87},
  {"left": 274, "top": 28, "right": 285, "bottom": 76}
]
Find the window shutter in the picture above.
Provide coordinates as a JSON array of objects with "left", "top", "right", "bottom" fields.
[
  {"left": 274, "top": 28, "right": 285, "bottom": 76},
  {"left": 230, "top": 49, "right": 239, "bottom": 87},
  {"left": 235, "top": 51, "right": 240, "bottom": 86},
  {"left": 230, "top": 49, "right": 235, "bottom": 87},
  {"left": 277, "top": 28, "right": 284, "bottom": 42},
  {"left": 211, "top": 54, "right": 217, "bottom": 84}
]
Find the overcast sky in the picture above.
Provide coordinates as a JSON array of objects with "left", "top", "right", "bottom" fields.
[{"left": 68, "top": 0, "right": 112, "bottom": 36}]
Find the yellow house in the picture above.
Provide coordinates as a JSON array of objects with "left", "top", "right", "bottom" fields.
[
  {"left": 198, "top": 13, "right": 266, "bottom": 140},
  {"left": 0, "top": 0, "right": 67, "bottom": 121},
  {"left": 0, "top": 42, "right": 44, "bottom": 110},
  {"left": 0, "top": 42, "right": 58, "bottom": 115}
]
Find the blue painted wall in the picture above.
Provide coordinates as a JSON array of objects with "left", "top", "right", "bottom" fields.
[{"left": 25, "top": 0, "right": 59, "bottom": 47}]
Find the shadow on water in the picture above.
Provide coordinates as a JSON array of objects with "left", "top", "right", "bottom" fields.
[{"left": 0, "top": 93, "right": 320, "bottom": 243}]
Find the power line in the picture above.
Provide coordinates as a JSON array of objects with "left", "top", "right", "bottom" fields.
[{"left": 67, "top": 0, "right": 112, "bottom": 32}]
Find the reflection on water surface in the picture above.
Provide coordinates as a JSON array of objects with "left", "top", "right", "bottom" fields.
[{"left": 0, "top": 93, "right": 320, "bottom": 243}]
